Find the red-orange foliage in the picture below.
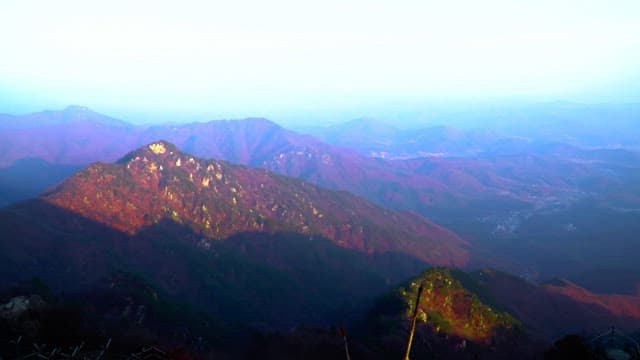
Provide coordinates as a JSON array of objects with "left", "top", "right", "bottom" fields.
[{"left": 44, "top": 141, "right": 469, "bottom": 267}]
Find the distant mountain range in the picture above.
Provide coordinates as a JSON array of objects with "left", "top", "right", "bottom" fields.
[
  {"left": 4, "top": 107, "right": 638, "bottom": 214},
  {"left": 305, "top": 102, "right": 640, "bottom": 151},
  {"left": 306, "top": 117, "right": 508, "bottom": 158}
]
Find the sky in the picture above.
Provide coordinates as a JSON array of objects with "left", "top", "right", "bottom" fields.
[{"left": 1, "top": 0, "right": 639, "bottom": 124}]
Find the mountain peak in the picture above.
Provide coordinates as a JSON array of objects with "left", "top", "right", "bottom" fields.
[
  {"left": 144, "top": 140, "right": 180, "bottom": 156},
  {"left": 63, "top": 105, "right": 94, "bottom": 113},
  {"left": 395, "top": 268, "right": 519, "bottom": 343},
  {"left": 118, "top": 140, "right": 186, "bottom": 164},
  {"left": 40, "top": 106, "right": 132, "bottom": 128},
  {"left": 148, "top": 141, "right": 169, "bottom": 155},
  {"left": 43, "top": 143, "right": 468, "bottom": 266},
  {"left": 55, "top": 105, "right": 105, "bottom": 121}
]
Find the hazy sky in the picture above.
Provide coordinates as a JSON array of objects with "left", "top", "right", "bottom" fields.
[{"left": 1, "top": 0, "right": 639, "bottom": 124}]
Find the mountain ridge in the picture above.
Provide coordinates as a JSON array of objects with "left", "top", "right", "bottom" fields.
[{"left": 43, "top": 140, "right": 469, "bottom": 267}]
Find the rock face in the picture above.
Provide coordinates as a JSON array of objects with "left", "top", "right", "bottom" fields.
[
  {"left": 43, "top": 140, "right": 469, "bottom": 267},
  {"left": 0, "top": 295, "right": 45, "bottom": 320}
]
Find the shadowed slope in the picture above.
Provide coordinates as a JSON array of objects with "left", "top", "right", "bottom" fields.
[
  {"left": 468, "top": 269, "right": 640, "bottom": 340},
  {"left": 0, "top": 199, "right": 430, "bottom": 328}
]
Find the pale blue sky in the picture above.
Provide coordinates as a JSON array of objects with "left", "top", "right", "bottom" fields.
[{"left": 1, "top": 0, "right": 639, "bottom": 124}]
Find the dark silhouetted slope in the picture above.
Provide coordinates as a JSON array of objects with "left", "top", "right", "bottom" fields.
[
  {"left": 0, "top": 199, "right": 428, "bottom": 329},
  {"left": 468, "top": 269, "right": 640, "bottom": 340}
]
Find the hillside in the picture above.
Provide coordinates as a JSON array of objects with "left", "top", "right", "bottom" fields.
[
  {"left": 361, "top": 268, "right": 640, "bottom": 359},
  {"left": 44, "top": 140, "right": 468, "bottom": 266},
  {"left": 396, "top": 268, "right": 520, "bottom": 343},
  {"left": 362, "top": 268, "right": 533, "bottom": 359}
]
